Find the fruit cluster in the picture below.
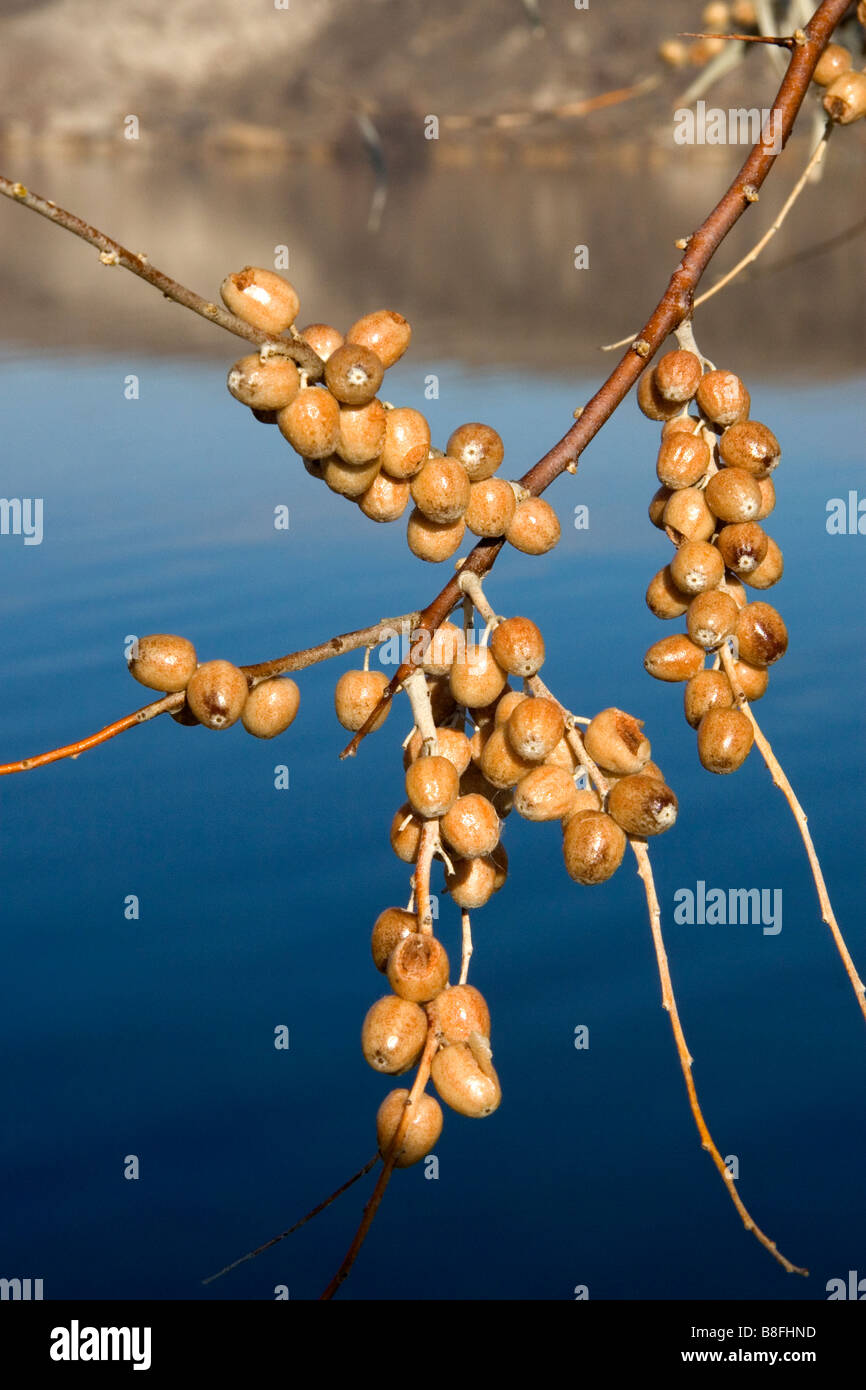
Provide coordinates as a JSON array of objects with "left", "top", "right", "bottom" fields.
[
  {"left": 336, "top": 606, "right": 677, "bottom": 1168},
  {"left": 813, "top": 40, "right": 866, "bottom": 125},
  {"left": 658, "top": 2, "right": 757, "bottom": 70},
  {"left": 220, "top": 266, "right": 561, "bottom": 563},
  {"left": 640, "top": 349, "right": 788, "bottom": 774},
  {"left": 127, "top": 633, "right": 300, "bottom": 738}
]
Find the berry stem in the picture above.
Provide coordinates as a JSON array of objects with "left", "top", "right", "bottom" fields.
[
  {"left": 631, "top": 836, "right": 808, "bottom": 1276},
  {"left": 459, "top": 909, "right": 474, "bottom": 986},
  {"left": 413, "top": 821, "right": 440, "bottom": 936},
  {"left": 719, "top": 645, "right": 866, "bottom": 1025}
]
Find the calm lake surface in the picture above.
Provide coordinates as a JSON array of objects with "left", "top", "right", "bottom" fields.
[{"left": 1, "top": 345, "right": 863, "bottom": 1301}]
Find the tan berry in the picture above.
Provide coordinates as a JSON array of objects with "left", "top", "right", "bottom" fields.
[
  {"left": 390, "top": 804, "right": 424, "bottom": 863},
  {"left": 506, "top": 498, "right": 561, "bottom": 555},
  {"left": 464, "top": 478, "right": 517, "bottom": 537},
  {"left": 717, "top": 522, "right": 769, "bottom": 575},
  {"left": 405, "top": 755, "right": 460, "bottom": 819},
  {"left": 823, "top": 70, "right": 866, "bottom": 124},
  {"left": 514, "top": 764, "right": 579, "bottom": 822},
  {"left": 445, "top": 855, "right": 498, "bottom": 909},
  {"left": 683, "top": 670, "right": 734, "bottom": 729},
  {"left": 335, "top": 398, "right": 386, "bottom": 465},
  {"left": 417, "top": 621, "right": 464, "bottom": 677},
  {"left": 227, "top": 353, "right": 300, "bottom": 411},
  {"left": 661, "top": 414, "right": 703, "bottom": 439},
  {"left": 669, "top": 539, "right": 725, "bottom": 595},
  {"left": 705, "top": 467, "right": 762, "bottom": 523},
  {"left": 741, "top": 536, "right": 783, "bottom": 590},
  {"left": 545, "top": 738, "right": 580, "bottom": 774},
  {"left": 755, "top": 476, "right": 776, "bottom": 521},
  {"left": 489, "top": 617, "right": 545, "bottom": 677},
  {"left": 220, "top": 267, "right": 299, "bottom": 334},
  {"left": 686, "top": 590, "right": 739, "bottom": 649},
  {"left": 387, "top": 932, "right": 450, "bottom": 1003},
  {"left": 404, "top": 726, "right": 472, "bottom": 777},
  {"left": 429, "top": 985, "right": 491, "bottom": 1045},
  {"left": 380, "top": 407, "right": 431, "bottom": 480},
  {"left": 720, "top": 574, "right": 748, "bottom": 609},
  {"left": 734, "top": 601, "right": 788, "bottom": 667},
  {"left": 697, "top": 707, "right": 754, "bottom": 774},
  {"left": 428, "top": 674, "right": 459, "bottom": 726},
  {"left": 277, "top": 386, "right": 341, "bottom": 458},
  {"left": 813, "top": 42, "right": 852, "bottom": 86},
  {"left": 480, "top": 727, "right": 536, "bottom": 789},
  {"left": 584, "top": 708, "right": 651, "bottom": 775},
  {"left": 410, "top": 456, "right": 471, "bottom": 524},
  {"left": 334, "top": 669, "right": 390, "bottom": 731},
  {"left": 695, "top": 369, "right": 750, "bottom": 427},
  {"left": 562, "top": 811, "right": 626, "bottom": 885},
  {"left": 653, "top": 349, "right": 703, "bottom": 404},
  {"left": 347, "top": 309, "right": 411, "bottom": 368},
  {"left": 718, "top": 420, "right": 780, "bottom": 477},
  {"left": 662, "top": 487, "right": 716, "bottom": 542},
  {"left": 359, "top": 471, "right": 410, "bottom": 523},
  {"left": 128, "top": 634, "right": 198, "bottom": 693},
  {"left": 644, "top": 634, "right": 706, "bottom": 682},
  {"left": 562, "top": 788, "right": 602, "bottom": 823},
  {"left": 449, "top": 645, "right": 508, "bottom": 707},
  {"left": 646, "top": 565, "right": 690, "bottom": 620},
  {"left": 440, "top": 793, "right": 501, "bottom": 858},
  {"left": 376, "top": 1089, "right": 442, "bottom": 1168},
  {"left": 299, "top": 323, "right": 344, "bottom": 361},
  {"left": 324, "top": 342, "right": 384, "bottom": 407},
  {"left": 656, "top": 432, "right": 710, "bottom": 489},
  {"left": 362, "top": 995, "right": 428, "bottom": 1074},
  {"left": 506, "top": 698, "right": 564, "bottom": 761},
  {"left": 186, "top": 660, "right": 249, "bottom": 730},
  {"left": 494, "top": 690, "right": 527, "bottom": 726},
  {"left": 371, "top": 906, "right": 417, "bottom": 971},
  {"left": 431, "top": 1039, "right": 501, "bottom": 1118},
  {"left": 446, "top": 423, "right": 505, "bottom": 482},
  {"left": 637, "top": 370, "right": 682, "bottom": 421},
  {"left": 607, "top": 774, "right": 678, "bottom": 837},
  {"left": 407, "top": 509, "right": 466, "bottom": 563},
  {"left": 649, "top": 485, "right": 674, "bottom": 529},
  {"left": 241, "top": 677, "right": 300, "bottom": 738},
  {"left": 322, "top": 453, "right": 381, "bottom": 498},
  {"left": 732, "top": 658, "right": 769, "bottom": 701}
]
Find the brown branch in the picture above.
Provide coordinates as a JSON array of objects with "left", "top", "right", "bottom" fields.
[
  {"left": 632, "top": 838, "right": 807, "bottom": 1275},
  {"left": 340, "top": 0, "right": 850, "bottom": 759},
  {"left": 677, "top": 31, "right": 802, "bottom": 47},
  {"left": 0, "top": 176, "right": 324, "bottom": 378},
  {"left": 0, "top": 612, "right": 421, "bottom": 776}
]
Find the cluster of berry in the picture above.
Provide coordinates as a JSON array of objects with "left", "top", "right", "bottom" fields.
[
  {"left": 813, "top": 40, "right": 866, "bottom": 125},
  {"left": 640, "top": 350, "right": 788, "bottom": 774},
  {"left": 659, "top": 2, "right": 758, "bottom": 70},
  {"left": 220, "top": 266, "right": 561, "bottom": 563},
  {"left": 127, "top": 633, "right": 300, "bottom": 738}
]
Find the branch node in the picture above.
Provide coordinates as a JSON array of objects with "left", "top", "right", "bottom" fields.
[
  {"left": 743, "top": 184, "right": 760, "bottom": 203},
  {"left": 632, "top": 338, "right": 651, "bottom": 358}
]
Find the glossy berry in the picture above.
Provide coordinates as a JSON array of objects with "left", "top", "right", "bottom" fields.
[
  {"left": 494, "top": 690, "right": 527, "bottom": 727},
  {"left": 479, "top": 727, "right": 536, "bottom": 789},
  {"left": 646, "top": 565, "right": 690, "bottom": 620},
  {"left": 406, "top": 509, "right": 466, "bottom": 563},
  {"left": 336, "top": 398, "right": 386, "bottom": 465},
  {"left": 347, "top": 309, "right": 411, "bottom": 368},
  {"left": 662, "top": 487, "right": 716, "bottom": 542},
  {"left": 371, "top": 906, "right": 417, "bottom": 972},
  {"left": 562, "top": 811, "right": 626, "bottom": 885},
  {"left": 637, "top": 370, "right": 683, "bottom": 421},
  {"left": 653, "top": 349, "right": 703, "bottom": 403},
  {"left": 465, "top": 478, "right": 517, "bottom": 537},
  {"left": 705, "top": 467, "right": 762, "bottom": 523},
  {"left": 489, "top": 617, "right": 545, "bottom": 677},
  {"left": 128, "top": 634, "right": 197, "bottom": 693},
  {"left": 324, "top": 342, "right": 384, "bottom": 406},
  {"left": 446, "top": 423, "right": 505, "bottom": 482},
  {"left": 607, "top": 774, "right": 678, "bottom": 836},
  {"left": 823, "top": 71, "right": 866, "bottom": 124},
  {"left": 813, "top": 42, "right": 852, "bottom": 86},
  {"left": 380, "top": 408, "right": 431, "bottom": 480},
  {"left": 389, "top": 804, "right": 424, "bottom": 863},
  {"left": 734, "top": 602, "right": 788, "bottom": 667},
  {"left": 506, "top": 498, "right": 561, "bottom": 555},
  {"left": 755, "top": 476, "right": 776, "bottom": 521},
  {"left": 431, "top": 1040, "right": 501, "bottom": 1118},
  {"left": 418, "top": 621, "right": 464, "bottom": 677},
  {"left": 717, "top": 522, "right": 769, "bottom": 576},
  {"left": 186, "top": 660, "right": 249, "bottom": 730},
  {"left": 584, "top": 708, "right": 651, "bottom": 775},
  {"left": 405, "top": 755, "right": 460, "bottom": 819},
  {"left": 322, "top": 453, "right": 381, "bottom": 498},
  {"left": 656, "top": 432, "right": 710, "bottom": 489},
  {"left": 362, "top": 995, "right": 428, "bottom": 1075},
  {"left": 387, "top": 932, "right": 450, "bottom": 1003},
  {"left": 697, "top": 707, "right": 754, "bottom": 774},
  {"left": 449, "top": 646, "right": 508, "bottom": 707},
  {"left": 731, "top": 658, "right": 769, "bottom": 701},
  {"left": 669, "top": 539, "right": 725, "bottom": 595},
  {"left": 741, "top": 536, "right": 783, "bottom": 590},
  {"left": 444, "top": 855, "right": 499, "bottom": 908},
  {"left": 514, "top": 765, "right": 579, "bottom": 822},
  {"left": 649, "top": 485, "right": 673, "bottom": 529},
  {"left": 562, "top": 788, "right": 602, "bottom": 821},
  {"left": 227, "top": 354, "right": 300, "bottom": 411},
  {"left": 686, "top": 590, "right": 739, "bottom": 649},
  {"left": 241, "top": 677, "right": 300, "bottom": 738},
  {"left": 404, "top": 727, "right": 472, "bottom": 777},
  {"left": 299, "top": 323, "right": 344, "bottom": 361},
  {"left": 334, "top": 669, "right": 390, "bottom": 731},
  {"left": 661, "top": 414, "right": 702, "bottom": 439},
  {"left": 359, "top": 471, "right": 410, "bottom": 523},
  {"left": 277, "top": 386, "right": 341, "bottom": 458},
  {"left": 410, "top": 457, "right": 471, "bottom": 524},
  {"left": 506, "top": 697, "right": 564, "bottom": 761},
  {"left": 644, "top": 634, "right": 706, "bottom": 682},
  {"left": 684, "top": 670, "right": 734, "bottom": 729},
  {"left": 429, "top": 985, "right": 491, "bottom": 1046},
  {"left": 440, "top": 793, "right": 500, "bottom": 858},
  {"left": 695, "top": 370, "right": 750, "bottom": 427},
  {"left": 376, "top": 1089, "right": 442, "bottom": 1168},
  {"left": 220, "top": 267, "right": 299, "bottom": 335},
  {"left": 718, "top": 420, "right": 780, "bottom": 477}
]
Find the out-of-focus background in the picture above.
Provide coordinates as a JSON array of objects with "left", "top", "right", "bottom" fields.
[{"left": 0, "top": 1, "right": 864, "bottom": 1302}]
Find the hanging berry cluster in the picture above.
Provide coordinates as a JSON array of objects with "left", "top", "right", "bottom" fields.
[
  {"left": 640, "top": 347, "right": 787, "bottom": 774},
  {"left": 220, "top": 266, "right": 561, "bottom": 563}
]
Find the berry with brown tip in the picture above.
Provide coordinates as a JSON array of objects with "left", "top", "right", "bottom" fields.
[
  {"left": 717, "top": 522, "right": 769, "bottom": 576},
  {"left": 324, "top": 342, "right": 384, "bottom": 407},
  {"left": 186, "top": 660, "right": 249, "bottom": 730},
  {"left": 734, "top": 601, "right": 788, "bottom": 667},
  {"left": 445, "top": 423, "right": 504, "bottom": 482},
  {"left": 277, "top": 386, "right": 341, "bottom": 458},
  {"left": 489, "top": 616, "right": 545, "bottom": 677},
  {"left": 741, "top": 537, "right": 784, "bottom": 590},
  {"left": 334, "top": 669, "right": 390, "bottom": 731},
  {"left": 227, "top": 354, "right": 300, "bottom": 411},
  {"left": 584, "top": 707, "right": 651, "bottom": 775},
  {"left": 562, "top": 811, "right": 626, "bottom": 885},
  {"left": 718, "top": 420, "right": 780, "bottom": 477},
  {"left": 128, "top": 634, "right": 198, "bottom": 693},
  {"left": 695, "top": 369, "right": 750, "bottom": 427},
  {"left": 697, "top": 707, "right": 754, "bottom": 774},
  {"left": 607, "top": 774, "right": 678, "bottom": 837},
  {"left": 347, "top": 309, "right": 411, "bottom": 368},
  {"left": 387, "top": 933, "right": 450, "bottom": 1003},
  {"left": 376, "top": 1089, "right": 442, "bottom": 1168},
  {"left": 823, "top": 70, "right": 866, "bottom": 124},
  {"left": 506, "top": 498, "right": 561, "bottom": 555},
  {"left": 362, "top": 995, "right": 428, "bottom": 1074},
  {"left": 220, "top": 267, "right": 299, "bottom": 335},
  {"left": 241, "top": 677, "right": 300, "bottom": 738}
]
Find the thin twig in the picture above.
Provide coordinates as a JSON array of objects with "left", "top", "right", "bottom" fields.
[
  {"left": 631, "top": 837, "right": 807, "bottom": 1275},
  {"left": 718, "top": 646, "right": 866, "bottom": 1025},
  {"left": 201, "top": 1155, "right": 379, "bottom": 1286},
  {"left": 413, "top": 821, "right": 440, "bottom": 936},
  {"left": 459, "top": 909, "right": 474, "bottom": 985},
  {"left": 677, "top": 31, "right": 800, "bottom": 46}
]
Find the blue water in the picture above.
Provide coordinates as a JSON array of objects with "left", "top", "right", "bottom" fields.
[{"left": 1, "top": 356, "right": 864, "bottom": 1301}]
